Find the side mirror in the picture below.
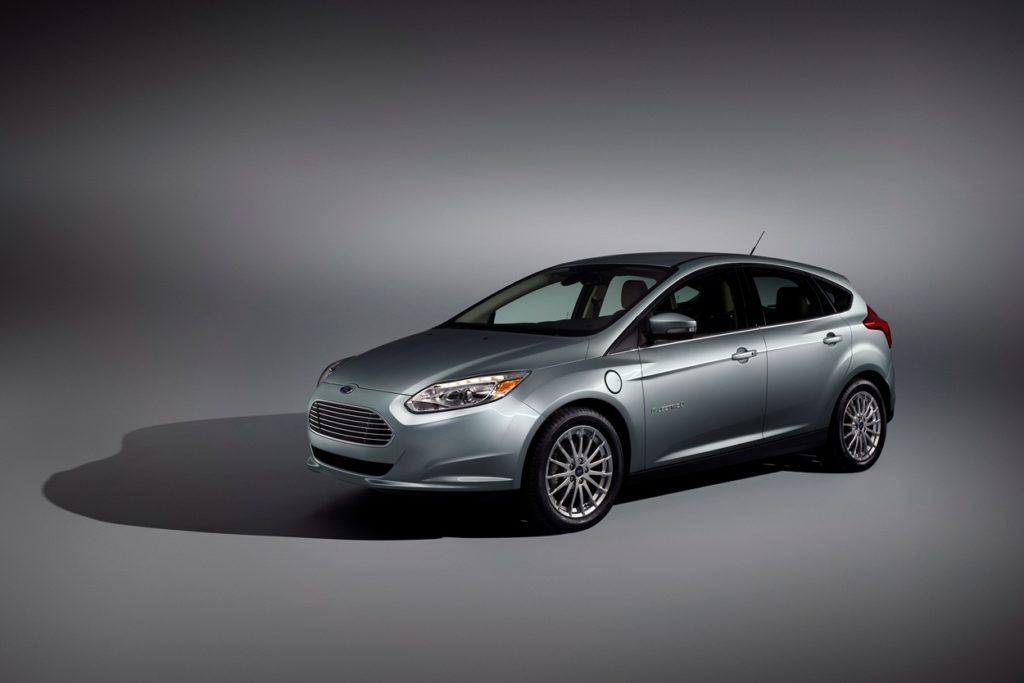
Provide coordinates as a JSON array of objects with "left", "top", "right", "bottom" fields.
[{"left": 647, "top": 312, "right": 697, "bottom": 341}]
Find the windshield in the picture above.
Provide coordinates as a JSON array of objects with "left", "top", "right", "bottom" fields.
[{"left": 442, "top": 264, "right": 671, "bottom": 336}]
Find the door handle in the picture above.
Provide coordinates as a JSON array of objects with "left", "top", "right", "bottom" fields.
[
  {"left": 731, "top": 347, "right": 758, "bottom": 362},
  {"left": 823, "top": 332, "right": 843, "bottom": 346}
]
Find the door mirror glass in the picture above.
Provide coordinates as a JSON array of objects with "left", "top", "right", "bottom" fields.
[{"left": 647, "top": 312, "right": 697, "bottom": 341}]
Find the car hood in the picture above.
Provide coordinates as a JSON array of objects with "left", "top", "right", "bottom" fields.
[{"left": 323, "top": 327, "right": 590, "bottom": 395}]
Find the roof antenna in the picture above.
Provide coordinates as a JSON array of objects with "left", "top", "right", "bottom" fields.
[{"left": 749, "top": 230, "right": 766, "bottom": 255}]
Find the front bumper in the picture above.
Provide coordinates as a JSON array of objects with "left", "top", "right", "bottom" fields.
[{"left": 306, "top": 382, "right": 540, "bottom": 491}]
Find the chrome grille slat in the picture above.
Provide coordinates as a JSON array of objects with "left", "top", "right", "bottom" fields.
[
  {"left": 308, "top": 401, "right": 394, "bottom": 447},
  {"left": 315, "top": 402, "right": 377, "bottom": 413},
  {"left": 315, "top": 412, "right": 389, "bottom": 426},
  {"left": 317, "top": 405, "right": 378, "bottom": 417},
  {"left": 312, "top": 413, "right": 392, "bottom": 431},
  {"left": 311, "top": 413, "right": 387, "bottom": 430}
]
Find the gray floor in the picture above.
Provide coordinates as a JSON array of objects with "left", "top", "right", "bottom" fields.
[
  {"left": 4, "top": 3, "right": 1024, "bottom": 681},
  {"left": 3, "top": 320, "right": 1022, "bottom": 681}
]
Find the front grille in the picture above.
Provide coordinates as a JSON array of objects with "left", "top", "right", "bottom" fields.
[
  {"left": 308, "top": 401, "right": 394, "bottom": 447},
  {"left": 310, "top": 445, "right": 393, "bottom": 477}
]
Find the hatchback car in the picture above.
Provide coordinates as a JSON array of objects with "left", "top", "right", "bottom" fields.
[{"left": 308, "top": 252, "right": 894, "bottom": 531}]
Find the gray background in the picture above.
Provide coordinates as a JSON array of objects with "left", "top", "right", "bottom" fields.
[{"left": 3, "top": 2, "right": 1023, "bottom": 681}]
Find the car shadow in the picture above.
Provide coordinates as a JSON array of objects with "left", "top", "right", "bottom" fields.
[{"left": 43, "top": 413, "right": 830, "bottom": 540}]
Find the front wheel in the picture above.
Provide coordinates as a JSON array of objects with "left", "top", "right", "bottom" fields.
[
  {"left": 825, "top": 379, "right": 888, "bottom": 471},
  {"left": 522, "top": 407, "right": 624, "bottom": 533}
]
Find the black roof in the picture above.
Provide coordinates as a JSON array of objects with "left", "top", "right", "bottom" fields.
[{"left": 556, "top": 252, "right": 732, "bottom": 268}]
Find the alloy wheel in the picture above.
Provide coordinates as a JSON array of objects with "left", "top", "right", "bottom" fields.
[
  {"left": 842, "top": 390, "right": 882, "bottom": 462},
  {"left": 545, "top": 426, "right": 614, "bottom": 519}
]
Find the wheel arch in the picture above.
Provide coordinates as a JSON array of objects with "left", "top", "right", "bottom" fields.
[
  {"left": 841, "top": 369, "right": 893, "bottom": 420},
  {"left": 524, "top": 397, "right": 634, "bottom": 476}
]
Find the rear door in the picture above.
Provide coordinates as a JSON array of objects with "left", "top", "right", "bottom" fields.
[{"left": 743, "top": 267, "right": 852, "bottom": 438}]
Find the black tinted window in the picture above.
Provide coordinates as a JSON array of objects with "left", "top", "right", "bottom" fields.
[
  {"left": 652, "top": 269, "right": 744, "bottom": 337},
  {"left": 749, "top": 269, "right": 823, "bottom": 324},
  {"left": 814, "top": 277, "right": 853, "bottom": 312}
]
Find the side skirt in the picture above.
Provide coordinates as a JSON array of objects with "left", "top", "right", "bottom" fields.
[{"left": 630, "top": 429, "right": 828, "bottom": 482}]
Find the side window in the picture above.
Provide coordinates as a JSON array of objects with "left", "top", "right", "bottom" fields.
[
  {"left": 597, "top": 275, "right": 658, "bottom": 317},
  {"left": 814, "top": 277, "right": 853, "bottom": 313},
  {"left": 749, "top": 269, "right": 824, "bottom": 325},
  {"left": 494, "top": 281, "right": 582, "bottom": 324},
  {"left": 652, "top": 269, "right": 744, "bottom": 337},
  {"left": 672, "top": 286, "right": 699, "bottom": 306}
]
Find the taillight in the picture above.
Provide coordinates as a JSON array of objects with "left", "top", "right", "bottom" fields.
[{"left": 863, "top": 306, "right": 892, "bottom": 347}]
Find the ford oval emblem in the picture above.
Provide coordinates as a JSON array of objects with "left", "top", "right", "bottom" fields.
[{"left": 338, "top": 385, "right": 354, "bottom": 394}]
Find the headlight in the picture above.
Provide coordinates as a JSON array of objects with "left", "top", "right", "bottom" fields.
[
  {"left": 317, "top": 357, "right": 350, "bottom": 386},
  {"left": 405, "top": 371, "right": 530, "bottom": 413}
]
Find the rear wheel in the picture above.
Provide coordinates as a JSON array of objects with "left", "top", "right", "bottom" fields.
[
  {"left": 825, "top": 379, "right": 887, "bottom": 471},
  {"left": 523, "top": 407, "right": 624, "bottom": 533}
]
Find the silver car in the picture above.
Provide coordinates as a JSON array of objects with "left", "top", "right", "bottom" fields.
[{"left": 308, "top": 252, "right": 894, "bottom": 531}]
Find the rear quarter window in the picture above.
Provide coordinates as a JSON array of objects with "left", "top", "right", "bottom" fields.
[
  {"left": 814, "top": 277, "right": 854, "bottom": 313},
  {"left": 749, "top": 268, "right": 824, "bottom": 324}
]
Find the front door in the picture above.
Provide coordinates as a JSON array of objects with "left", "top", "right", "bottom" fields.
[{"left": 640, "top": 267, "right": 767, "bottom": 467}]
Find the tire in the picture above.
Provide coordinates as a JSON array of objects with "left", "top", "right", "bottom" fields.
[
  {"left": 824, "top": 379, "right": 888, "bottom": 471},
  {"left": 522, "top": 407, "right": 625, "bottom": 533}
]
